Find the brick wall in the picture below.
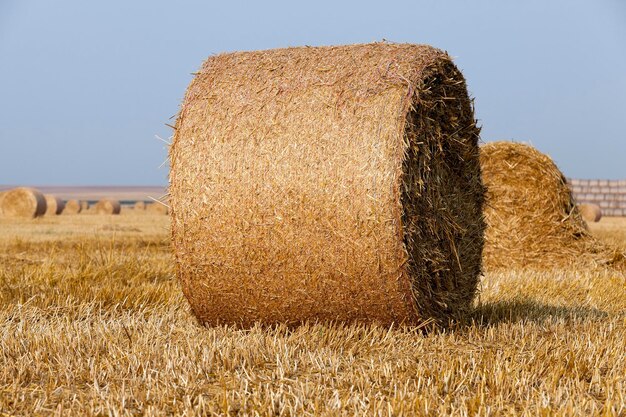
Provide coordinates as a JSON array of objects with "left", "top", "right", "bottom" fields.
[{"left": 568, "top": 179, "right": 626, "bottom": 217}]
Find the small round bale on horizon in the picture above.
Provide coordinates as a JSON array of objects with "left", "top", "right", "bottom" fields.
[
  {"left": 134, "top": 201, "right": 146, "bottom": 210},
  {"left": 44, "top": 195, "right": 65, "bottom": 215},
  {"left": 0, "top": 191, "right": 6, "bottom": 215},
  {"left": 579, "top": 203, "right": 602, "bottom": 223},
  {"left": 146, "top": 202, "right": 168, "bottom": 215},
  {"left": 80, "top": 201, "right": 90, "bottom": 211},
  {"left": 0, "top": 187, "right": 47, "bottom": 218},
  {"left": 64, "top": 199, "right": 82, "bottom": 214},
  {"left": 95, "top": 199, "right": 121, "bottom": 215}
]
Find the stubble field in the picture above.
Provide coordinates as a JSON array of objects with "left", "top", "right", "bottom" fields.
[{"left": 1, "top": 214, "right": 625, "bottom": 416}]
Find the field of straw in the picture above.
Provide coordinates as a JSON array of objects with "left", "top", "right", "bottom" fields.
[{"left": 0, "top": 214, "right": 624, "bottom": 416}]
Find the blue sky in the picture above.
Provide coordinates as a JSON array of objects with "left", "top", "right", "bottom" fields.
[{"left": 0, "top": 0, "right": 625, "bottom": 185}]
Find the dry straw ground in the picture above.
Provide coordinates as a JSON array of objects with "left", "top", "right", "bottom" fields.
[{"left": 0, "top": 214, "right": 625, "bottom": 415}]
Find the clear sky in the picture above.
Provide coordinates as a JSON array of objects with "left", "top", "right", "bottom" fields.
[{"left": 1, "top": 0, "right": 625, "bottom": 185}]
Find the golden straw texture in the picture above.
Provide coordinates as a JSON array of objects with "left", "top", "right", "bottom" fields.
[
  {"left": 170, "top": 43, "right": 485, "bottom": 327},
  {"left": 481, "top": 141, "right": 624, "bottom": 271},
  {"left": 0, "top": 187, "right": 46, "bottom": 218},
  {"left": 95, "top": 199, "right": 121, "bottom": 215}
]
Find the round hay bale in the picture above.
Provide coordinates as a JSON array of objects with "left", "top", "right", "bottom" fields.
[
  {"left": 95, "top": 199, "right": 121, "bottom": 215},
  {"left": 80, "top": 200, "right": 90, "bottom": 211},
  {"left": 64, "top": 199, "right": 82, "bottom": 214},
  {"left": 170, "top": 43, "right": 485, "bottom": 327},
  {"left": 0, "top": 191, "right": 6, "bottom": 215},
  {"left": 134, "top": 200, "right": 146, "bottom": 211},
  {"left": 480, "top": 141, "right": 623, "bottom": 271},
  {"left": 578, "top": 203, "right": 602, "bottom": 223},
  {"left": 146, "top": 202, "right": 168, "bottom": 215},
  {"left": 0, "top": 187, "right": 46, "bottom": 218},
  {"left": 44, "top": 195, "right": 65, "bottom": 215}
]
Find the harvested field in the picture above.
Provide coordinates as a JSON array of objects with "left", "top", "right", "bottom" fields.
[
  {"left": 170, "top": 43, "right": 484, "bottom": 327},
  {"left": 0, "top": 214, "right": 624, "bottom": 415}
]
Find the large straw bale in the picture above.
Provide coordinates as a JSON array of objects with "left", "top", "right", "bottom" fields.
[
  {"left": 169, "top": 43, "right": 485, "bottom": 327},
  {"left": 480, "top": 141, "right": 624, "bottom": 271},
  {"left": 578, "top": 203, "right": 602, "bottom": 223},
  {"left": 44, "top": 195, "right": 65, "bottom": 215},
  {"left": 64, "top": 199, "right": 82, "bottom": 214},
  {"left": 95, "top": 199, "right": 121, "bottom": 215},
  {"left": 0, "top": 187, "right": 46, "bottom": 218}
]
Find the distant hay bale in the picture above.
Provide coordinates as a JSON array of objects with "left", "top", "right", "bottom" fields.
[
  {"left": 64, "top": 199, "right": 82, "bottom": 214},
  {"left": 169, "top": 43, "right": 485, "bottom": 327},
  {"left": 146, "top": 202, "right": 168, "bottom": 215},
  {"left": 0, "top": 191, "right": 6, "bottom": 215},
  {"left": 480, "top": 141, "right": 624, "bottom": 271},
  {"left": 80, "top": 201, "right": 90, "bottom": 211},
  {"left": 579, "top": 203, "right": 602, "bottom": 223},
  {"left": 95, "top": 199, "right": 121, "bottom": 215},
  {"left": 44, "top": 195, "right": 65, "bottom": 215},
  {"left": 0, "top": 187, "right": 46, "bottom": 218},
  {"left": 134, "top": 201, "right": 146, "bottom": 210}
]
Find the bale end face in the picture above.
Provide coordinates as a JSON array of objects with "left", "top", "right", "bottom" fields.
[{"left": 170, "top": 43, "right": 485, "bottom": 327}]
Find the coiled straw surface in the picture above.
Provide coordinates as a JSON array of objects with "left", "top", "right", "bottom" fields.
[{"left": 170, "top": 43, "right": 485, "bottom": 327}]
